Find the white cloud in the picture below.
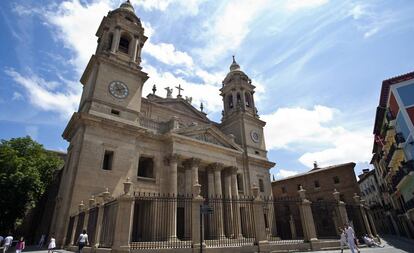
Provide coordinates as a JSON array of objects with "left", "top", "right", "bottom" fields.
[
  {"left": 276, "top": 169, "right": 299, "bottom": 179},
  {"left": 285, "top": 0, "right": 329, "bottom": 12},
  {"left": 12, "top": 91, "right": 24, "bottom": 101},
  {"left": 196, "top": 0, "right": 269, "bottom": 66},
  {"left": 262, "top": 105, "right": 372, "bottom": 167},
  {"left": 146, "top": 42, "right": 194, "bottom": 68},
  {"left": 132, "top": 0, "right": 205, "bottom": 16},
  {"left": 5, "top": 69, "right": 80, "bottom": 119},
  {"left": 349, "top": 4, "right": 366, "bottom": 20}
]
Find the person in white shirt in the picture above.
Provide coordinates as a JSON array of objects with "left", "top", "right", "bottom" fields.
[
  {"left": 339, "top": 227, "right": 348, "bottom": 253},
  {"left": 363, "top": 234, "right": 383, "bottom": 247},
  {"left": 77, "top": 230, "right": 88, "bottom": 253},
  {"left": 3, "top": 235, "right": 13, "bottom": 253},
  {"left": 48, "top": 235, "right": 56, "bottom": 253},
  {"left": 344, "top": 224, "right": 359, "bottom": 253}
]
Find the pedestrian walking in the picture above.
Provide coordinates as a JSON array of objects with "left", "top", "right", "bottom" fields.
[
  {"left": 48, "top": 235, "right": 56, "bottom": 253},
  {"left": 3, "top": 234, "right": 13, "bottom": 253},
  {"left": 339, "top": 227, "right": 347, "bottom": 253},
  {"left": 15, "top": 237, "right": 25, "bottom": 253},
  {"left": 38, "top": 234, "right": 46, "bottom": 248},
  {"left": 77, "top": 229, "right": 88, "bottom": 253},
  {"left": 344, "top": 223, "right": 360, "bottom": 253}
]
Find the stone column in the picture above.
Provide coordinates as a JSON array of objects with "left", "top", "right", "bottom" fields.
[
  {"left": 298, "top": 187, "right": 318, "bottom": 247},
  {"left": 191, "top": 184, "right": 206, "bottom": 250},
  {"left": 333, "top": 189, "right": 349, "bottom": 227},
  {"left": 240, "top": 90, "right": 246, "bottom": 110},
  {"left": 183, "top": 161, "right": 192, "bottom": 240},
  {"left": 353, "top": 194, "right": 373, "bottom": 237},
  {"left": 184, "top": 158, "right": 200, "bottom": 192},
  {"left": 130, "top": 36, "right": 139, "bottom": 61},
  {"left": 213, "top": 163, "right": 225, "bottom": 238},
  {"left": 230, "top": 167, "right": 243, "bottom": 238},
  {"left": 366, "top": 209, "right": 378, "bottom": 237},
  {"left": 223, "top": 169, "right": 234, "bottom": 237},
  {"left": 289, "top": 215, "right": 297, "bottom": 239},
  {"left": 252, "top": 186, "right": 269, "bottom": 251},
  {"left": 111, "top": 26, "right": 121, "bottom": 53},
  {"left": 231, "top": 90, "right": 237, "bottom": 109},
  {"left": 112, "top": 178, "right": 135, "bottom": 253},
  {"left": 167, "top": 154, "right": 179, "bottom": 240},
  {"left": 93, "top": 202, "right": 105, "bottom": 248}
]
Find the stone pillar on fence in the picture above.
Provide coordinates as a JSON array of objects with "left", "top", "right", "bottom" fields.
[
  {"left": 112, "top": 178, "right": 135, "bottom": 253},
  {"left": 289, "top": 215, "right": 297, "bottom": 239},
  {"left": 298, "top": 186, "right": 318, "bottom": 248},
  {"left": 252, "top": 185, "right": 269, "bottom": 252},
  {"left": 191, "top": 183, "right": 205, "bottom": 251},
  {"left": 366, "top": 208, "right": 378, "bottom": 237},
  {"left": 333, "top": 189, "right": 349, "bottom": 227},
  {"left": 70, "top": 214, "right": 79, "bottom": 245},
  {"left": 353, "top": 194, "right": 373, "bottom": 237},
  {"left": 93, "top": 200, "right": 105, "bottom": 248}
]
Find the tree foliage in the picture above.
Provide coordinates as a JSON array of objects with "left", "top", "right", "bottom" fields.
[{"left": 0, "top": 136, "right": 64, "bottom": 233}]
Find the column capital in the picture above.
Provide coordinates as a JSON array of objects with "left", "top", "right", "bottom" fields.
[
  {"left": 183, "top": 157, "right": 201, "bottom": 169},
  {"left": 208, "top": 162, "right": 224, "bottom": 171},
  {"left": 226, "top": 166, "right": 238, "bottom": 175},
  {"left": 164, "top": 153, "right": 180, "bottom": 165}
]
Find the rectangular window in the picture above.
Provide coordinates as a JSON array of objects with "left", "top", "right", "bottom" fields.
[
  {"left": 333, "top": 176, "right": 340, "bottom": 184},
  {"left": 314, "top": 180, "right": 320, "bottom": 188},
  {"left": 137, "top": 157, "right": 154, "bottom": 178},
  {"left": 102, "top": 150, "right": 114, "bottom": 170},
  {"left": 281, "top": 186, "right": 287, "bottom": 194},
  {"left": 111, "top": 109, "right": 120, "bottom": 116},
  {"left": 259, "top": 179, "right": 265, "bottom": 192},
  {"left": 237, "top": 174, "right": 244, "bottom": 192}
]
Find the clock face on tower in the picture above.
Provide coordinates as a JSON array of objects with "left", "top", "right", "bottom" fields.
[
  {"left": 108, "top": 81, "right": 129, "bottom": 99},
  {"left": 250, "top": 130, "right": 260, "bottom": 143}
]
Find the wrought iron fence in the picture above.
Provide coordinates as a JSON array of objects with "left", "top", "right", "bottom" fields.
[
  {"left": 99, "top": 200, "right": 118, "bottom": 248},
  {"left": 311, "top": 200, "right": 338, "bottom": 239},
  {"left": 130, "top": 193, "right": 192, "bottom": 249},
  {"left": 271, "top": 196, "right": 303, "bottom": 240},
  {"left": 74, "top": 212, "right": 85, "bottom": 244},
  {"left": 87, "top": 207, "right": 98, "bottom": 245},
  {"left": 65, "top": 216, "right": 75, "bottom": 245},
  {"left": 346, "top": 204, "right": 367, "bottom": 238}
]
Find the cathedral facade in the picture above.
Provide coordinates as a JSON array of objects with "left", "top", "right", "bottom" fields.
[{"left": 51, "top": 0, "right": 275, "bottom": 248}]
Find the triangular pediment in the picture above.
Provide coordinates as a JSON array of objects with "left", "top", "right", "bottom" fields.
[
  {"left": 173, "top": 124, "right": 243, "bottom": 151},
  {"left": 147, "top": 96, "right": 208, "bottom": 122}
]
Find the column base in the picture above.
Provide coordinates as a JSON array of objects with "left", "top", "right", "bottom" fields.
[{"left": 168, "top": 236, "right": 180, "bottom": 242}]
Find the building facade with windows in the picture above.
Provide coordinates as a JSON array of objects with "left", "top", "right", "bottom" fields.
[
  {"left": 371, "top": 71, "right": 414, "bottom": 238},
  {"left": 50, "top": 1, "right": 275, "bottom": 248},
  {"left": 271, "top": 162, "right": 360, "bottom": 204}
]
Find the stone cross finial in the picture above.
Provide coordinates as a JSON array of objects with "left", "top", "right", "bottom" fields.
[
  {"left": 123, "top": 177, "right": 132, "bottom": 195},
  {"left": 152, "top": 84, "right": 157, "bottom": 95},
  {"left": 165, "top": 87, "right": 172, "bottom": 98},
  {"left": 175, "top": 84, "right": 184, "bottom": 98}
]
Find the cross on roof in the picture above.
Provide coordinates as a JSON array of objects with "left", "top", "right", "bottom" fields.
[{"left": 175, "top": 84, "right": 184, "bottom": 98}]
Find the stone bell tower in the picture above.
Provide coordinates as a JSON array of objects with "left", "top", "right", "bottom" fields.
[
  {"left": 78, "top": 0, "right": 148, "bottom": 121},
  {"left": 220, "top": 57, "right": 268, "bottom": 157}
]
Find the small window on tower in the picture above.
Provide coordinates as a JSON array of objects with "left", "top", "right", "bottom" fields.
[
  {"left": 259, "top": 179, "right": 264, "bottom": 192},
  {"left": 102, "top": 150, "right": 114, "bottom": 171},
  {"left": 333, "top": 176, "right": 340, "bottom": 184},
  {"left": 111, "top": 109, "right": 120, "bottom": 116},
  {"left": 236, "top": 93, "right": 241, "bottom": 105},
  {"left": 119, "top": 36, "right": 130, "bottom": 54},
  {"left": 245, "top": 92, "right": 251, "bottom": 107},
  {"left": 107, "top": 33, "right": 113, "bottom": 51},
  {"left": 314, "top": 180, "right": 320, "bottom": 188},
  {"left": 138, "top": 156, "right": 154, "bottom": 178},
  {"left": 228, "top": 94, "right": 233, "bottom": 109}
]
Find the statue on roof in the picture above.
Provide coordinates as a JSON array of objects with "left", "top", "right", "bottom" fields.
[
  {"left": 165, "top": 87, "right": 173, "bottom": 98},
  {"left": 185, "top": 96, "right": 192, "bottom": 103}
]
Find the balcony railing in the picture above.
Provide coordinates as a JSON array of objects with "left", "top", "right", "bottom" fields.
[
  {"left": 395, "top": 132, "right": 406, "bottom": 145},
  {"left": 392, "top": 160, "right": 414, "bottom": 189}
]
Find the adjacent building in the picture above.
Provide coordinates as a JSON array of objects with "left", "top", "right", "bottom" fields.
[
  {"left": 371, "top": 71, "right": 414, "bottom": 238},
  {"left": 272, "top": 162, "right": 360, "bottom": 203}
]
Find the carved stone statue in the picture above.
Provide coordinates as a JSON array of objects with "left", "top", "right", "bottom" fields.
[
  {"left": 165, "top": 87, "right": 173, "bottom": 98},
  {"left": 185, "top": 96, "right": 192, "bottom": 103}
]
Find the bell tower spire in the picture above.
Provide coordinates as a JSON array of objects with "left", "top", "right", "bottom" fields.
[
  {"left": 219, "top": 57, "right": 267, "bottom": 157},
  {"left": 78, "top": 0, "right": 149, "bottom": 120}
]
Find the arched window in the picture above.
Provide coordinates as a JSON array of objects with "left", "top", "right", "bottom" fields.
[
  {"left": 245, "top": 92, "right": 251, "bottom": 107},
  {"left": 119, "top": 35, "right": 130, "bottom": 54},
  {"left": 236, "top": 93, "right": 241, "bottom": 105},
  {"left": 228, "top": 94, "right": 233, "bottom": 109}
]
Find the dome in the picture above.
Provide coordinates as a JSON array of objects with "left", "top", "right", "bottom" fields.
[
  {"left": 119, "top": 0, "right": 135, "bottom": 13},
  {"left": 229, "top": 55, "right": 240, "bottom": 71}
]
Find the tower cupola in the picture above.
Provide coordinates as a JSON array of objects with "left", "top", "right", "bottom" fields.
[{"left": 220, "top": 57, "right": 257, "bottom": 120}]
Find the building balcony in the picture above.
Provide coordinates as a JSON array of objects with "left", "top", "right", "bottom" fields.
[{"left": 393, "top": 160, "right": 414, "bottom": 190}]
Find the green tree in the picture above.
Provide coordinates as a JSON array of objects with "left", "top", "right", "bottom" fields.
[{"left": 0, "top": 136, "right": 64, "bottom": 234}]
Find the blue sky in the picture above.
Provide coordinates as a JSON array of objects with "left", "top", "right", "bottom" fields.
[{"left": 0, "top": 0, "right": 413, "bottom": 179}]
